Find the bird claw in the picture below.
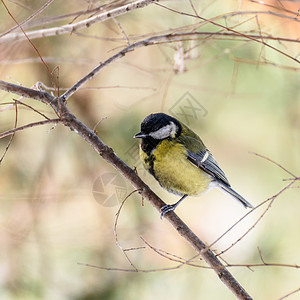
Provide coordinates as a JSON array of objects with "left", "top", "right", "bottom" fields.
[{"left": 160, "top": 204, "right": 176, "bottom": 219}]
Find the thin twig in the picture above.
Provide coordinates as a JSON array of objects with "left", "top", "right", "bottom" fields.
[
  {"left": 1, "top": 0, "right": 56, "bottom": 92},
  {"left": 92, "top": 116, "right": 108, "bottom": 132},
  {"left": 279, "top": 287, "right": 300, "bottom": 300},
  {"left": 188, "top": 0, "right": 199, "bottom": 17},
  {"left": 249, "top": 152, "right": 297, "bottom": 178},
  {"left": 0, "top": 0, "right": 55, "bottom": 38},
  {"left": 112, "top": 17, "right": 130, "bottom": 46},
  {"left": 234, "top": 57, "right": 300, "bottom": 72},
  {"left": 0, "top": 119, "right": 61, "bottom": 140},
  {"left": 0, "top": 101, "right": 17, "bottom": 163},
  {"left": 77, "top": 262, "right": 209, "bottom": 272},
  {"left": 154, "top": 2, "right": 300, "bottom": 64},
  {"left": 13, "top": 99, "right": 51, "bottom": 120},
  {"left": 141, "top": 236, "right": 188, "bottom": 265},
  {"left": 213, "top": 180, "right": 296, "bottom": 256},
  {"left": 248, "top": 0, "right": 298, "bottom": 16},
  {"left": 226, "top": 262, "right": 300, "bottom": 270},
  {"left": 114, "top": 189, "right": 143, "bottom": 271},
  {"left": 78, "top": 258, "right": 300, "bottom": 273}
]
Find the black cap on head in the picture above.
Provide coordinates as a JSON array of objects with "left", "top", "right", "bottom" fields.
[{"left": 140, "top": 113, "right": 181, "bottom": 136}]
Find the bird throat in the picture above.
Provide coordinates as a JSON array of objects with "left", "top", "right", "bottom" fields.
[{"left": 140, "top": 137, "right": 161, "bottom": 156}]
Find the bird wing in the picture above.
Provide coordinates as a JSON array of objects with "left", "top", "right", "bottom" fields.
[
  {"left": 187, "top": 148, "right": 230, "bottom": 186},
  {"left": 177, "top": 134, "right": 230, "bottom": 186},
  {"left": 178, "top": 134, "right": 252, "bottom": 208}
]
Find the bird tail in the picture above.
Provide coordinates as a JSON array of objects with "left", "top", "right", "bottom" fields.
[{"left": 219, "top": 183, "right": 253, "bottom": 209}]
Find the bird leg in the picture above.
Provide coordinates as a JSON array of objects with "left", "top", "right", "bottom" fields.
[{"left": 160, "top": 195, "right": 188, "bottom": 219}]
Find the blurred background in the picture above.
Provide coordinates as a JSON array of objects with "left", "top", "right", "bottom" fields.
[{"left": 0, "top": 0, "right": 299, "bottom": 299}]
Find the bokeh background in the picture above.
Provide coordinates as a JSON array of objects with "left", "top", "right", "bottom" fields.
[{"left": 0, "top": 0, "right": 299, "bottom": 299}]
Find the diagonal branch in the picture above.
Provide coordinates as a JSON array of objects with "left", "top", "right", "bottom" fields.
[{"left": 0, "top": 79, "right": 253, "bottom": 299}]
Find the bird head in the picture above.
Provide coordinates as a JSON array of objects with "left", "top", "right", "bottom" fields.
[{"left": 134, "top": 113, "right": 182, "bottom": 141}]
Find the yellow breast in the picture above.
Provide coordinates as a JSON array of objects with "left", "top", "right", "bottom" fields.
[{"left": 140, "top": 140, "right": 211, "bottom": 196}]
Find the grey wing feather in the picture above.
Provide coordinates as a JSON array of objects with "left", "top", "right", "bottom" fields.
[
  {"left": 187, "top": 150, "right": 230, "bottom": 186},
  {"left": 187, "top": 149, "right": 253, "bottom": 209}
]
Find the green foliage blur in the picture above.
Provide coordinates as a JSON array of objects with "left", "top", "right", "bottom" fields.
[{"left": 0, "top": 0, "right": 299, "bottom": 299}]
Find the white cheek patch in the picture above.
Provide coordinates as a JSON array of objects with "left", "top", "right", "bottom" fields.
[
  {"left": 149, "top": 125, "right": 171, "bottom": 139},
  {"left": 169, "top": 122, "right": 177, "bottom": 137},
  {"left": 149, "top": 122, "right": 177, "bottom": 139}
]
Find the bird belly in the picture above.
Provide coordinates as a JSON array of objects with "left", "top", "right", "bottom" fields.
[{"left": 145, "top": 141, "right": 211, "bottom": 196}]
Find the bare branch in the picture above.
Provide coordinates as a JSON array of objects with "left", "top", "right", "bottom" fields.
[
  {"left": 0, "top": 79, "right": 253, "bottom": 299},
  {"left": 0, "top": 80, "right": 55, "bottom": 104},
  {"left": 248, "top": 0, "right": 299, "bottom": 16},
  {"left": 249, "top": 152, "right": 297, "bottom": 178},
  {"left": 0, "top": 101, "right": 17, "bottom": 163},
  {"left": 114, "top": 189, "right": 143, "bottom": 270},
  {"left": 112, "top": 17, "right": 130, "bottom": 46},
  {"left": 0, "top": 119, "right": 61, "bottom": 140},
  {"left": 227, "top": 262, "right": 300, "bottom": 270},
  {"left": 78, "top": 255, "right": 300, "bottom": 273},
  {"left": 154, "top": 2, "right": 300, "bottom": 64},
  {"left": 141, "top": 236, "right": 190, "bottom": 265},
  {"left": 188, "top": 0, "right": 199, "bottom": 17},
  {"left": 13, "top": 99, "right": 51, "bottom": 120},
  {"left": 1, "top": 0, "right": 158, "bottom": 42},
  {"left": 77, "top": 262, "right": 197, "bottom": 273},
  {"left": 1, "top": 0, "right": 55, "bottom": 85},
  {"left": 279, "top": 287, "right": 300, "bottom": 300},
  {"left": 212, "top": 179, "right": 296, "bottom": 256},
  {"left": 0, "top": 0, "right": 55, "bottom": 38},
  {"left": 60, "top": 31, "right": 300, "bottom": 102}
]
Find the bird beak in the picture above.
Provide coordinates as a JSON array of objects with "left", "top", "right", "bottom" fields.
[{"left": 134, "top": 132, "right": 148, "bottom": 139}]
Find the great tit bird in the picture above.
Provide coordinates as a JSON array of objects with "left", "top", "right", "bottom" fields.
[{"left": 134, "top": 113, "right": 253, "bottom": 218}]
